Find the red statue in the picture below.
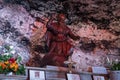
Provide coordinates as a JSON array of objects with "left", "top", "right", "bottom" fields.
[{"left": 40, "top": 13, "right": 79, "bottom": 67}]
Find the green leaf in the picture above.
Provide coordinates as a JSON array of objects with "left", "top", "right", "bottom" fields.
[
  {"left": 17, "top": 56, "right": 22, "bottom": 63},
  {"left": 0, "top": 66, "right": 3, "bottom": 73},
  {"left": 4, "top": 45, "right": 10, "bottom": 50},
  {"left": 111, "top": 63, "right": 120, "bottom": 71}
]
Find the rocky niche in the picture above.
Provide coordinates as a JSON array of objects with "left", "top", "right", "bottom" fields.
[{"left": 0, "top": 1, "right": 119, "bottom": 70}]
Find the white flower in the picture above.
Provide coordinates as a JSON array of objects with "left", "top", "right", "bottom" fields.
[
  {"left": 115, "top": 59, "right": 119, "bottom": 63},
  {"left": 3, "top": 53, "right": 9, "bottom": 55},
  {"left": 9, "top": 46, "right": 14, "bottom": 49},
  {"left": 11, "top": 50, "right": 16, "bottom": 54}
]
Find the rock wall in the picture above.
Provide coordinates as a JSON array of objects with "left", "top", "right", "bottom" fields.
[
  {"left": 0, "top": 0, "right": 119, "bottom": 69},
  {"left": 0, "top": 3, "right": 33, "bottom": 63}
]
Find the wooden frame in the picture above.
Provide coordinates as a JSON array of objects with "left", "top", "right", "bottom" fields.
[
  {"left": 28, "top": 69, "right": 46, "bottom": 80},
  {"left": 66, "top": 73, "right": 81, "bottom": 80}
]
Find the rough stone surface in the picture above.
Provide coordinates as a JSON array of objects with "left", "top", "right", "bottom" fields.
[
  {"left": 0, "top": 0, "right": 119, "bottom": 69},
  {"left": 0, "top": 4, "right": 33, "bottom": 63}
]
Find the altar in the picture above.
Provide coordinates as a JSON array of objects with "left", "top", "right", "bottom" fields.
[
  {"left": 0, "top": 0, "right": 119, "bottom": 80},
  {"left": 25, "top": 65, "right": 109, "bottom": 80}
]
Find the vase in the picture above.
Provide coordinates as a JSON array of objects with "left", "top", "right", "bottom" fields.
[
  {"left": 0, "top": 72, "right": 27, "bottom": 80},
  {"left": 0, "top": 73, "right": 14, "bottom": 80},
  {"left": 6, "top": 72, "right": 14, "bottom": 76}
]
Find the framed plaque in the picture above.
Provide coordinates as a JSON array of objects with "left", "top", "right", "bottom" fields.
[
  {"left": 28, "top": 69, "right": 46, "bottom": 80},
  {"left": 66, "top": 73, "right": 81, "bottom": 80},
  {"left": 92, "top": 67, "right": 107, "bottom": 80}
]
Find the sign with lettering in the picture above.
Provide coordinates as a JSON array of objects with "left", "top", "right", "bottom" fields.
[
  {"left": 92, "top": 67, "right": 107, "bottom": 74},
  {"left": 92, "top": 67, "right": 108, "bottom": 80},
  {"left": 29, "top": 69, "right": 45, "bottom": 80},
  {"left": 66, "top": 73, "right": 81, "bottom": 80}
]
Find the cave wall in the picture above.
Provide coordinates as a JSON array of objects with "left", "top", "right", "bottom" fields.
[
  {"left": 0, "top": 3, "right": 33, "bottom": 63},
  {"left": 0, "top": 0, "right": 119, "bottom": 69}
]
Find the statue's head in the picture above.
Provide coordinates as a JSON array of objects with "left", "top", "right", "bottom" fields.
[{"left": 57, "top": 13, "right": 66, "bottom": 21}]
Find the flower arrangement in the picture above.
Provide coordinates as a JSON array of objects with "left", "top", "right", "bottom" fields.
[
  {"left": 106, "top": 56, "right": 120, "bottom": 71},
  {"left": 110, "top": 61, "right": 120, "bottom": 71},
  {"left": 0, "top": 44, "right": 25, "bottom": 75}
]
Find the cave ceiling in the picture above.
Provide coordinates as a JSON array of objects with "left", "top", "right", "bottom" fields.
[
  {"left": 1, "top": 0, "right": 120, "bottom": 48},
  {"left": 2, "top": 0, "right": 120, "bottom": 31},
  {"left": 0, "top": 0, "right": 119, "bottom": 65}
]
